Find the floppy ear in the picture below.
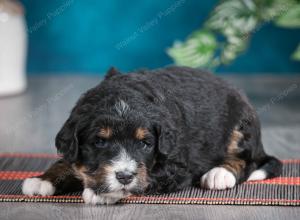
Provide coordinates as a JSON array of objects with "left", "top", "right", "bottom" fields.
[
  {"left": 55, "top": 117, "right": 79, "bottom": 163},
  {"left": 156, "top": 120, "right": 177, "bottom": 156},
  {"left": 105, "top": 67, "right": 121, "bottom": 80}
]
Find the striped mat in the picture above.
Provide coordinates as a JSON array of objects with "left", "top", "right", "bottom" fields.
[{"left": 0, "top": 153, "right": 299, "bottom": 206}]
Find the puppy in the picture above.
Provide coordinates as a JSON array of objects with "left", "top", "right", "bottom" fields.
[{"left": 22, "top": 66, "right": 282, "bottom": 205}]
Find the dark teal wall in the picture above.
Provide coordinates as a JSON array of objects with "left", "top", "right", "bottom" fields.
[{"left": 21, "top": 0, "right": 300, "bottom": 74}]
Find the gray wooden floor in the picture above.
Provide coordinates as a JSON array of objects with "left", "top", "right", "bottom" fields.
[{"left": 0, "top": 75, "right": 299, "bottom": 220}]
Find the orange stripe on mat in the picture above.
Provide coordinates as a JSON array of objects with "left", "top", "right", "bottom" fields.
[
  {"left": 281, "top": 159, "right": 300, "bottom": 164},
  {"left": 246, "top": 177, "right": 300, "bottom": 185},
  {"left": 0, "top": 171, "right": 43, "bottom": 180}
]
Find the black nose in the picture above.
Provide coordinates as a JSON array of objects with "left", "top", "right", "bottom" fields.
[{"left": 115, "top": 171, "right": 134, "bottom": 185}]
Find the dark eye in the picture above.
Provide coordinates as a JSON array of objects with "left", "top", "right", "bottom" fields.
[
  {"left": 94, "top": 138, "right": 107, "bottom": 148},
  {"left": 141, "top": 140, "right": 151, "bottom": 150}
]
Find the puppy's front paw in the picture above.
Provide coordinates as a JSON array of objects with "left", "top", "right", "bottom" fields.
[
  {"left": 22, "top": 178, "right": 55, "bottom": 196},
  {"left": 200, "top": 167, "right": 236, "bottom": 190},
  {"left": 82, "top": 188, "right": 121, "bottom": 205}
]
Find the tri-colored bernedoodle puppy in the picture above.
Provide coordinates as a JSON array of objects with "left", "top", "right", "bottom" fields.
[{"left": 22, "top": 66, "right": 282, "bottom": 205}]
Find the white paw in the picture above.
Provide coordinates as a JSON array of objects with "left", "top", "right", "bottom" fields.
[
  {"left": 82, "top": 188, "right": 122, "bottom": 205},
  {"left": 201, "top": 167, "right": 236, "bottom": 190},
  {"left": 22, "top": 178, "right": 55, "bottom": 196}
]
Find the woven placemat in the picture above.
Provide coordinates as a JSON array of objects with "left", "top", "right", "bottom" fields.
[{"left": 0, "top": 153, "right": 299, "bottom": 206}]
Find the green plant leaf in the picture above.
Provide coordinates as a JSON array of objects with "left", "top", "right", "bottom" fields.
[
  {"left": 204, "top": 0, "right": 257, "bottom": 64},
  {"left": 292, "top": 44, "right": 300, "bottom": 60},
  {"left": 221, "top": 36, "right": 248, "bottom": 64},
  {"left": 167, "top": 0, "right": 300, "bottom": 69},
  {"left": 255, "top": 0, "right": 297, "bottom": 22},
  {"left": 205, "top": 0, "right": 258, "bottom": 35},
  {"left": 275, "top": 5, "right": 300, "bottom": 28},
  {"left": 167, "top": 30, "right": 218, "bottom": 68}
]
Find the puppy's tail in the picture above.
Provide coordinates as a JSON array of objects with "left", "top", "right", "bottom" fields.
[{"left": 247, "top": 156, "right": 282, "bottom": 181}]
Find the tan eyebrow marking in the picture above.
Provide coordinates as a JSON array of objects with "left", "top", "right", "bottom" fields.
[
  {"left": 98, "top": 127, "right": 112, "bottom": 139},
  {"left": 135, "top": 128, "right": 149, "bottom": 140}
]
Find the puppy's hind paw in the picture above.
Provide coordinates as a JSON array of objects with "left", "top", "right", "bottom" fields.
[
  {"left": 22, "top": 177, "right": 55, "bottom": 196},
  {"left": 200, "top": 167, "right": 236, "bottom": 190}
]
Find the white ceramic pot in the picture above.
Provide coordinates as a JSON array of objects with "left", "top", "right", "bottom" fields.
[{"left": 0, "top": 0, "right": 27, "bottom": 96}]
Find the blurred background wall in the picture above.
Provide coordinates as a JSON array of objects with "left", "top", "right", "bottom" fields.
[{"left": 20, "top": 0, "right": 300, "bottom": 74}]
